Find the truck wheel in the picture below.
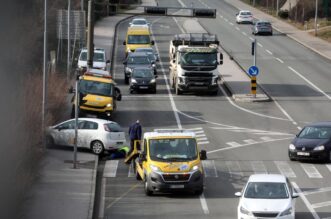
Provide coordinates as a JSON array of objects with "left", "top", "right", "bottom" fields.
[
  {"left": 144, "top": 177, "right": 153, "bottom": 196},
  {"left": 124, "top": 75, "right": 129, "bottom": 84}
]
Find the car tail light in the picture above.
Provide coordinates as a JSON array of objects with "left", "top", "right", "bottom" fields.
[{"left": 104, "top": 124, "right": 111, "bottom": 132}]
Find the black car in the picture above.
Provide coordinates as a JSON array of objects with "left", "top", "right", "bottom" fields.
[
  {"left": 289, "top": 122, "right": 331, "bottom": 162},
  {"left": 123, "top": 52, "right": 154, "bottom": 84},
  {"left": 129, "top": 67, "right": 157, "bottom": 94},
  {"left": 252, "top": 21, "right": 273, "bottom": 35}
]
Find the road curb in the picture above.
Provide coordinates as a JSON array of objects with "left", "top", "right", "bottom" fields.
[{"left": 88, "top": 155, "right": 99, "bottom": 219}]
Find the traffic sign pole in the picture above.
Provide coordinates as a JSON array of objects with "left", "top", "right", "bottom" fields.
[{"left": 253, "top": 38, "right": 257, "bottom": 66}]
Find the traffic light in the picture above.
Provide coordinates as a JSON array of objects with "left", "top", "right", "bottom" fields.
[
  {"left": 144, "top": 6, "right": 167, "bottom": 15},
  {"left": 193, "top": 8, "right": 216, "bottom": 18}
]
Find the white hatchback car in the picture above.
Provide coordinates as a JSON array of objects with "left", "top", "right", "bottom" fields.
[
  {"left": 235, "top": 174, "right": 299, "bottom": 219},
  {"left": 236, "top": 10, "right": 254, "bottom": 24},
  {"left": 78, "top": 48, "right": 110, "bottom": 70},
  {"left": 129, "top": 18, "right": 150, "bottom": 28},
  {"left": 46, "top": 118, "right": 126, "bottom": 155}
]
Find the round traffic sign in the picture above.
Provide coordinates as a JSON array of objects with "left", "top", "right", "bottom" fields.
[{"left": 248, "top": 66, "right": 259, "bottom": 76}]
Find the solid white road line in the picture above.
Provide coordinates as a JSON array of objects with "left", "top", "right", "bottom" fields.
[
  {"left": 236, "top": 27, "right": 240, "bottom": 31},
  {"left": 242, "top": 32, "right": 247, "bottom": 36},
  {"left": 274, "top": 161, "right": 296, "bottom": 178},
  {"left": 303, "top": 187, "right": 331, "bottom": 196},
  {"left": 251, "top": 161, "right": 267, "bottom": 174},
  {"left": 312, "top": 201, "right": 331, "bottom": 209},
  {"left": 301, "top": 164, "right": 323, "bottom": 178},
  {"left": 202, "top": 160, "right": 218, "bottom": 178},
  {"left": 249, "top": 37, "right": 254, "bottom": 41},
  {"left": 104, "top": 160, "right": 119, "bottom": 177},
  {"left": 266, "top": 49, "right": 273, "bottom": 55},
  {"left": 199, "top": 141, "right": 210, "bottom": 145},
  {"left": 195, "top": 134, "right": 206, "bottom": 138},
  {"left": 260, "top": 136, "right": 274, "bottom": 141},
  {"left": 199, "top": 193, "right": 210, "bottom": 214},
  {"left": 292, "top": 182, "right": 320, "bottom": 219},
  {"left": 197, "top": 137, "right": 208, "bottom": 141},
  {"left": 226, "top": 142, "right": 242, "bottom": 147},
  {"left": 288, "top": 66, "right": 331, "bottom": 100},
  {"left": 243, "top": 139, "right": 258, "bottom": 144},
  {"left": 276, "top": 57, "right": 284, "bottom": 63}
]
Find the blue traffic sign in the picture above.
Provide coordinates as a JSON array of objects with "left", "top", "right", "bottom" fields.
[{"left": 248, "top": 66, "right": 259, "bottom": 76}]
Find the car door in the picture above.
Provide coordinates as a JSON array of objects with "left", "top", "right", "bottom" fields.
[
  {"left": 53, "top": 120, "right": 76, "bottom": 146},
  {"left": 77, "top": 120, "right": 99, "bottom": 149}
]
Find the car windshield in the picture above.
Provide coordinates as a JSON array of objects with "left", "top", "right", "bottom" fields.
[
  {"left": 132, "top": 69, "right": 153, "bottom": 78},
  {"left": 133, "top": 20, "right": 147, "bottom": 25},
  {"left": 257, "top": 22, "right": 271, "bottom": 26},
  {"left": 79, "top": 51, "right": 105, "bottom": 62},
  {"left": 79, "top": 80, "right": 113, "bottom": 97},
  {"left": 180, "top": 52, "right": 217, "bottom": 66},
  {"left": 244, "top": 182, "right": 289, "bottom": 199},
  {"left": 241, "top": 12, "right": 252, "bottom": 15},
  {"left": 298, "top": 126, "right": 331, "bottom": 139},
  {"left": 127, "top": 56, "right": 151, "bottom": 65},
  {"left": 127, "top": 35, "right": 150, "bottom": 44},
  {"left": 149, "top": 138, "right": 198, "bottom": 161}
]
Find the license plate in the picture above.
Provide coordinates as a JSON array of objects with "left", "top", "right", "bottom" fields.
[
  {"left": 297, "top": 152, "right": 310, "bottom": 156},
  {"left": 170, "top": 185, "right": 184, "bottom": 189},
  {"left": 116, "top": 142, "right": 123, "bottom": 145},
  {"left": 194, "top": 82, "right": 204, "bottom": 85},
  {"left": 140, "top": 86, "right": 148, "bottom": 89}
]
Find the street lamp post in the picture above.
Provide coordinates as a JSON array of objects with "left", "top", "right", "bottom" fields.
[
  {"left": 42, "top": 0, "right": 47, "bottom": 149},
  {"left": 315, "top": 0, "right": 318, "bottom": 36},
  {"left": 67, "top": 0, "right": 71, "bottom": 80},
  {"left": 73, "top": 74, "right": 80, "bottom": 169}
]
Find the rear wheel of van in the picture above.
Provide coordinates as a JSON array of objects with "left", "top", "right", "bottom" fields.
[{"left": 144, "top": 176, "right": 153, "bottom": 196}]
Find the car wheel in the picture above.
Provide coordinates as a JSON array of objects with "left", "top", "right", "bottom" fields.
[
  {"left": 195, "top": 187, "right": 204, "bottom": 195},
  {"left": 152, "top": 88, "right": 157, "bottom": 94},
  {"left": 124, "top": 75, "right": 129, "bottom": 84},
  {"left": 144, "top": 176, "right": 153, "bottom": 196},
  {"left": 91, "top": 140, "right": 104, "bottom": 155}
]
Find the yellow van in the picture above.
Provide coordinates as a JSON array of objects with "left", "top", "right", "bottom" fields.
[
  {"left": 133, "top": 129, "right": 207, "bottom": 196},
  {"left": 123, "top": 26, "right": 154, "bottom": 55}
]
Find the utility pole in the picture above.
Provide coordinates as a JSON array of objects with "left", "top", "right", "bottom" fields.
[
  {"left": 67, "top": 0, "right": 71, "bottom": 80},
  {"left": 81, "top": 0, "right": 84, "bottom": 11},
  {"left": 253, "top": 0, "right": 256, "bottom": 7},
  {"left": 73, "top": 74, "right": 80, "bottom": 169},
  {"left": 87, "top": 0, "right": 94, "bottom": 69},
  {"left": 276, "top": 0, "right": 279, "bottom": 16},
  {"left": 315, "top": 0, "right": 318, "bottom": 36},
  {"left": 42, "top": 0, "right": 48, "bottom": 149}
]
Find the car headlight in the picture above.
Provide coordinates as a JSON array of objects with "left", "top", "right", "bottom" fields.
[
  {"left": 125, "top": 67, "right": 132, "bottom": 73},
  {"left": 106, "top": 103, "right": 112, "bottom": 107},
  {"left": 279, "top": 207, "right": 292, "bottom": 216},
  {"left": 240, "top": 206, "right": 252, "bottom": 216},
  {"left": 152, "top": 63, "right": 156, "bottom": 68},
  {"left": 150, "top": 164, "right": 161, "bottom": 173},
  {"left": 131, "top": 78, "right": 137, "bottom": 84},
  {"left": 289, "top": 144, "right": 296, "bottom": 151},
  {"left": 150, "top": 79, "right": 156, "bottom": 83},
  {"left": 191, "top": 165, "right": 199, "bottom": 171},
  {"left": 314, "top": 145, "right": 325, "bottom": 151}
]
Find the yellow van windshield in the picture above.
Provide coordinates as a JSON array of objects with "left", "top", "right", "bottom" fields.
[{"left": 128, "top": 35, "right": 150, "bottom": 44}]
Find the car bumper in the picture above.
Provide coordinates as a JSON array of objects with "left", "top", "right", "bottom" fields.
[
  {"left": 238, "top": 213, "right": 294, "bottom": 219},
  {"left": 130, "top": 84, "right": 156, "bottom": 91},
  {"left": 104, "top": 140, "right": 126, "bottom": 150},
  {"left": 146, "top": 170, "right": 204, "bottom": 193},
  {"left": 178, "top": 83, "right": 219, "bottom": 92},
  {"left": 79, "top": 106, "right": 114, "bottom": 117},
  {"left": 289, "top": 149, "right": 330, "bottom": 161},
  {"left": 237, "top": 18, "right": 253, "bottom": 23}
]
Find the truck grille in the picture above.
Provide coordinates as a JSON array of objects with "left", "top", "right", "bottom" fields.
[
  {"left": 253, "top": 212, "right": 279, "bottom": 217},
  {"left": 184, "top": 72, "right": 213, "bottom": 77},
  {"left": 162, "top": 173, "right": 190, "bottom": 182}
]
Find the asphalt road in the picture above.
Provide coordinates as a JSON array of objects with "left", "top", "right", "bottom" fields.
[{"left": 97, "top": 0, "right": 331, "bottom": 218}]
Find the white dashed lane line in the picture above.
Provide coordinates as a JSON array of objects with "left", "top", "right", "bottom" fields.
[
  {"left": 242, "top": 32, "right": 247, "bottom": 36},
  {"left": 249, "top": 37, "right": 254, "bottom": 41},
  {"left": 276, "top": 57, "right": 284, "bottom": 63},
  {"left": 258, "top": 43, "right": 263, "bottom": 47},
  {"left": 229, "top": 22, "right": 234, "bottom": 26},
  {"left": 266, "top": 49, "right": 273, "bottom": 55},
  {"left": 235, "top": 27, "right": 240, "bottom": 31}
]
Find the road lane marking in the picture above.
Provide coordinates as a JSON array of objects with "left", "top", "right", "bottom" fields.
[
  {"left": 106, "top": 183, "right": 139, "bottom": 209},
  {"left": 327, "top": 164, "right": 331, "bottom": 173},
  {"left": 266, "top": 49, "right": 273, "bottom": 55},
  {"left": 292, "top": 182, "right": 320, "bottom": 219},
  {"left": 226, "top": 142, "right": 242, "bottom": 147},
  {"left": 98, "top": 178, "right": 106, "bottom": 217},
  {"left": 199, "top": 141, "right": 210, "bottom": 145},
  {"left": 226, "top": 161, "right": 243, "bottom": 177},
  {"left": 303, "top": 187, "right": 331, "bottom": 196},
  {"left": 236, "top": 27, "right": 240, "bottom": 31},
  {"left": 229, "top": 22, "right": 234, "bottom": 25},
  {"left": 258, "top": 43, "right": 263, "bottom": 47},
  {"left": 242, "top": 31, "right": 247, "bottom": 36},
  {"left": 243, "top": 139, "right": 258, "bottom": 144},
  {"left": 301, "top": 164, "right": 322, "bottom": 178},
  {"left": 202, "top": 160, "right": 218, "bottom": 178},
  {"left": 199, "top": 193, "right": 210, "bottom": 214},
  {"left": 288, "top": 66, "right": 331, "bottom": 100},
  {"left": 260, "top": 136, "right": 274, "bottom": 141},
  {"left": 224, "top": 18, "right": 228, "bottom": 22},
  {"left": 312, "top": 201, "right": 331, "bottom": 209},
  {"left": 251, "top": 161, "right": 267, "bottom": 174},
  {"left": 103, "top": 160, "right": 118, "bottom": 177},
  {"left": 274, "top": 161, "right": 296, "bottom": 178},
  {"left": 297, "top": 126, "right": 302, "bottom": 130},
  {"left": 197, "top": 137, "right": 208, "bottom": 141},
  {"left": 276, "top": 57, "right": 284, "bottom": 63},
  {"left": 249, "top": 37, "right": 254, "bottom": 41}
]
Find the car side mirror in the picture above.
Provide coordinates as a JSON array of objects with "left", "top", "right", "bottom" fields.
[
  {"left": 234, "top": 192, "right": 242, "bottom": 197},
  {"left": 219, "top": 53, "right": 223, "bottom": 65},
  {"left": 200, "top": 150, "right": 207, "bottom": 160},
  {"left": 292, "top": 193, "right": 299, "bottom": 198},
  {"left": 151, "top": 40, "right": 155, "bottom": 45},
  {"left": 115, "top": 87, "right": 122, "bottom": 101},
  {"left": 68, "top": 86, "right": 75, "bottom": 94},
  {"left": 123, "top": 41, "right": 126, "bottom": 45},
  {"left": 139, "top": 152, "right": 147, "bottom": 162}
]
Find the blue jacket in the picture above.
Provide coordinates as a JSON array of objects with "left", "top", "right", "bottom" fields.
[{"left": 128, "top": 123, "right": 142, "bottom": 140}]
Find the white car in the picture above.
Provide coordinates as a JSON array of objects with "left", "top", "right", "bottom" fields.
[
  {"left": 129, "top": 18, "right": 150, "bottom": 28},
  {"left": 235, "top": 174, "right": 299, "bottom": 219},
  {"left": 46, "top": 118, "right": 126, "bottom": 155},
  {"left": 77, "top": 48, "right": 110, "bottom": 70},
  {"left": 236, "top": 10, "right": 254, "bottom": 24}
]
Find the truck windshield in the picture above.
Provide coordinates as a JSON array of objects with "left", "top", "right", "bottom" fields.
[
  {"left": 180, "top": 52, "right": 217, "bottom": 66},
  {"left": 79, "top": 80, "right": 113, "bottom": 97},
  {"left": 127, "top": 35, "right": 150, "bottom": 44},
  {"left": 149, "top": 138, "right": 198, "bottom": 161}
]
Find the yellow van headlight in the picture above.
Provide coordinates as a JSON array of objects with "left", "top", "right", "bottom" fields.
[{"left": 150, "top": 164, "right": 161, "bottom": 173}]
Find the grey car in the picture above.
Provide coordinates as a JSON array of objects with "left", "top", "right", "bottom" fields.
[
  {"left": 252, "top": 21, "right": 273, "bottom": 35},
  {"left": 123, "top": 52, "right": 154, "bottom": 84},
  {"left": 129, "top": 67, "right": 157, "bottom": 94}
]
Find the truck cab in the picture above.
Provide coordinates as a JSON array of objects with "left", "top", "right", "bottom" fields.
[{"left": 134, "top": 129, "right": 207, "bottom": 196}]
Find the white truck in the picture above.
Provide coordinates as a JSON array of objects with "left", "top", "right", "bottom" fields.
[{"left": 169, "top": 33, "right": 223, "bottom": 95}]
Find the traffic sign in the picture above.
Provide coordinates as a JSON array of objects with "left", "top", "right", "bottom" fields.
[{"left": 248, "top": 66, "right": 259, "bottom": 76}]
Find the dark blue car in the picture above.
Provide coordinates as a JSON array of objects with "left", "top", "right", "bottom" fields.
[{"left": 289, "top": 122, "right": 331, "bottom": 162}]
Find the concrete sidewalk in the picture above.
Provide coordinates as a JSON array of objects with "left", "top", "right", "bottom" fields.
[
  {"left": 225, "top": 0, "right": 331, "bottom": 61},
  {"left": 20, "top": 149, "right": 98, "bottom": 219}
]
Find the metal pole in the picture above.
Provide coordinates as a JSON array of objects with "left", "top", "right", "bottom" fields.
[
  {"left": 73, "top": 74, "right": 79, "bottom": 169},
  {"left": 42, "top": 0, "right": 47, "bottom": 149},
  {"left": 87, "top": 0, "right": 94, "bottom": 69},
  {"left": 253, "top": 38, "right": 257, "bottom": 67},
  {"left": 81, "top": 0, "right": 84, "bottom": 11},
  {"left": 253, "top": 0, "right": 255, "bottom": 7},
  {"left": 67, "top": 0, "right": 71, "bottom": 80},
  {"left": 315, "top": 0, "right": 318, "bottom": 36},
  {"left": 276, "top": 0, "right": 279, "bottom": 16}
]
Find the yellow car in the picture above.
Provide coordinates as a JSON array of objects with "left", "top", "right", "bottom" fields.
[
  {"left": 133, "top": 129, "right": 207, "bottom": 196},
  {"left": 71, "top": 69, "right": 122, "bottom": 118},
  {"left": 123, "top": 26, "right": 154, "bottom": 56}
]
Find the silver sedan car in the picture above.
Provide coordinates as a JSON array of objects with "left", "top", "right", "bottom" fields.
[{"left": 46, "top": 118, "right": 126, "bottom": 155}]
